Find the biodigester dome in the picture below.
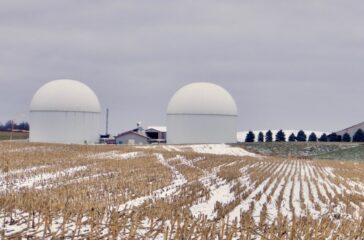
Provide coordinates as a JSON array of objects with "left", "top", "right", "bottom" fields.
[
  {"left": 30, "top": 79, "right": 101, "bottom": 144},
  {"left": 167, "top": 82, "right": 238, "bottom": 144}
]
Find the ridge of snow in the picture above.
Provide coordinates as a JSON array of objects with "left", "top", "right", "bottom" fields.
[
  {"left": 88, "top": 151, "right": 140, "bottom": 160},
  {"left": 188, "top": 144, "right": 256, "bottom": 157},
  {"left": 117, "top": 153, "right": 187, "bottom": 210},
  {"left": 0, "top": 166, "right": 87, "bottom": 192}
]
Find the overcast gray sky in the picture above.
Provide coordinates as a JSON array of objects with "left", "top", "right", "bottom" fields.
[{"left": 1, "top": 0, "right": 363, "bottom": 134}]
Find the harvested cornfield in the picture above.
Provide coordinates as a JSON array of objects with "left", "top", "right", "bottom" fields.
[
  {"left": 1, "top": 142, "right": 364, "bottom": 239},
  {"left": 0, "top": 131, "right": 28, "bottom": 141}
]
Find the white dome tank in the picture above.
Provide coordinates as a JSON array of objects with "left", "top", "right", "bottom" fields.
[
  {"left": 30, "top": 79, "right": 101, "bottom": 144},
  {"left": 167, "top": 82, "right": 238, "bottom": 144}
]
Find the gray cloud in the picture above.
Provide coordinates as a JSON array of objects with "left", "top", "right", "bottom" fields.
[{"left": 1, "top": 0, "right": 364, "bottom": 133}]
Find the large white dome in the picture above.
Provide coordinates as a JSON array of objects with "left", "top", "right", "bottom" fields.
[
  {"left": 167, "top": 82, "right": 238, "bottom": 116},
  {"left": 167, "top": 82, "right": 238, "bottom": 144},
  {"left": 30, "top": 79, "right": 101, "bottom": 113},
  {"left": 29, "top": 79, "right": 101, "bottom": 144}
]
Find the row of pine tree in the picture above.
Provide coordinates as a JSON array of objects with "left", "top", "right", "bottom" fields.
[
  {"left": 0, "top": 120, "right": 30, "bottom": 132},
  {"left": 244, "top": 129, "right": 364, "bottom": 142}
]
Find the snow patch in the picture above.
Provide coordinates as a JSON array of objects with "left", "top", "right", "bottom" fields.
[
  {"left": 189, "top": 144, "right": 256, "bottom": 157},
  {"left": 190, "top": 182, "right": 235, "bottom": 220},
  {"left": 88, "top": 151, "right": 140, "bottom": 160},
  {"left": 0, "top": 166, "right": 87, "bottom": 192}
]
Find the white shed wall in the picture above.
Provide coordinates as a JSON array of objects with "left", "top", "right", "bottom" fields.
[
  {"left": 167, "top": 114, "right": 237, "bottom": 144},
  {"left": 30, "top": 111, "right": 100, "bottom": 144},
  {"left": 115, "top": 133, "right": 149, "bottom": 145}
]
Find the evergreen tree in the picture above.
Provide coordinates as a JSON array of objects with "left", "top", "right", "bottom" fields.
[
  {"left": 258, "top": 132, "right": 264, "bottom": 142},
  {"left": 245, "top": 131, "right": 255, "bottom": 142},
  {"left": 319, "top": 133, "right": 328, "bottom": 142},
  {"left": 275, "top": 130, "right": 286, "bottom": 142},
  {"left": 288, "top": 133, "right": 296, "bottom": 142},
  {"left": 342, "top": 133, "right": 351, "bottom": 142},
  {"left": 265, "top": 130, "right": 273, "bottom": 142},
  {"left": 353, "top": 129, "right": 364, "bottom": 142},
  {"left": 328, "top": 133, "right": 340, "bottom": 142},
  {"left": 17, "top": 122, "right": 30, "bottom": 131},
  {"left": 0, "top": 120, "right": 30, "bottom": 131},
  {"left": 308, "top": 132, "right": 317, "bottom": 142},
  {"left": 296, "top": 130, "right": 307, "bottom": 142},
  {"left": 4, "top": 120, "right": 15, "bottom": 131}
]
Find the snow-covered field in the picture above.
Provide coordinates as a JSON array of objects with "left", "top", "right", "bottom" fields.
[
  {"left": 161, "top": 143, "right": 256, "bottom": 157},
  {"left": 1, "top": 142, "right": 364, "bottom": 239}
]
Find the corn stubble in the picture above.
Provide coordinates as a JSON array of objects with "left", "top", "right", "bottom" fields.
[{"left": 1, "top": 142, "right": 364, "bottom": 239}]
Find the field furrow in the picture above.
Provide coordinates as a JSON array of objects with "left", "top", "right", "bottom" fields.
[{"left": 1, "top": 142, "right": 364, "bottom": 239}]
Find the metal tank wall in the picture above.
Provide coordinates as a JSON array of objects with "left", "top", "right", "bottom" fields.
[
  {"left": 30, "top": 111, "right": 100, "bottom": 144},
  {"left": 167, "top": 114, "right": 237, "bottom": 144}
]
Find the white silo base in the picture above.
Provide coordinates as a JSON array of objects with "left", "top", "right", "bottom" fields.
[
  {"left": 30, "top": 111, "right": 100, "bottom": 144},
  {"left": 167, "top": 114, "right": 237, "bottom": 144}
]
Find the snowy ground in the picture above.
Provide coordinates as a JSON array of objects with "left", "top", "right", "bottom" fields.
[
  {"left": 1, "top": 142, "right": 364, "bottom": 239},
  {"left": 161, "top": 143, "right": 256, "bottom": 157}
]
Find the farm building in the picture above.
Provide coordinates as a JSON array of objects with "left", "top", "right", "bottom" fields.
[
  {"left": 167, "top": 82, "right": 238, "bottom": 144},
  {"left": 115, "top": 124, "right": 166, "bottom": 145},
  {"left": 336, "top": 121, "right": 364, "bottom": 137},
  {"left": 115, "top": 123, "right": 151, "bottom": 145},
  {"left": 145, "top": 126, "right": 166, "bottom": 143},
  {"left": 115, "top": 123, "right": 150, "bottom": 145},
  {"left": 29, "top": 79, "right": 101, "bottom": 144},
  {"left": 115, "top": 131, "right": 150, "bottom": 145}
]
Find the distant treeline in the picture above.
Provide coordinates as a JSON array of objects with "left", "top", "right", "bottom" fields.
[
  {"left": 245, "top": 129, "right": 364, "bottom": 143},
  {"left": 0, "top": 120, "right": 29, "bottom": 132}
]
